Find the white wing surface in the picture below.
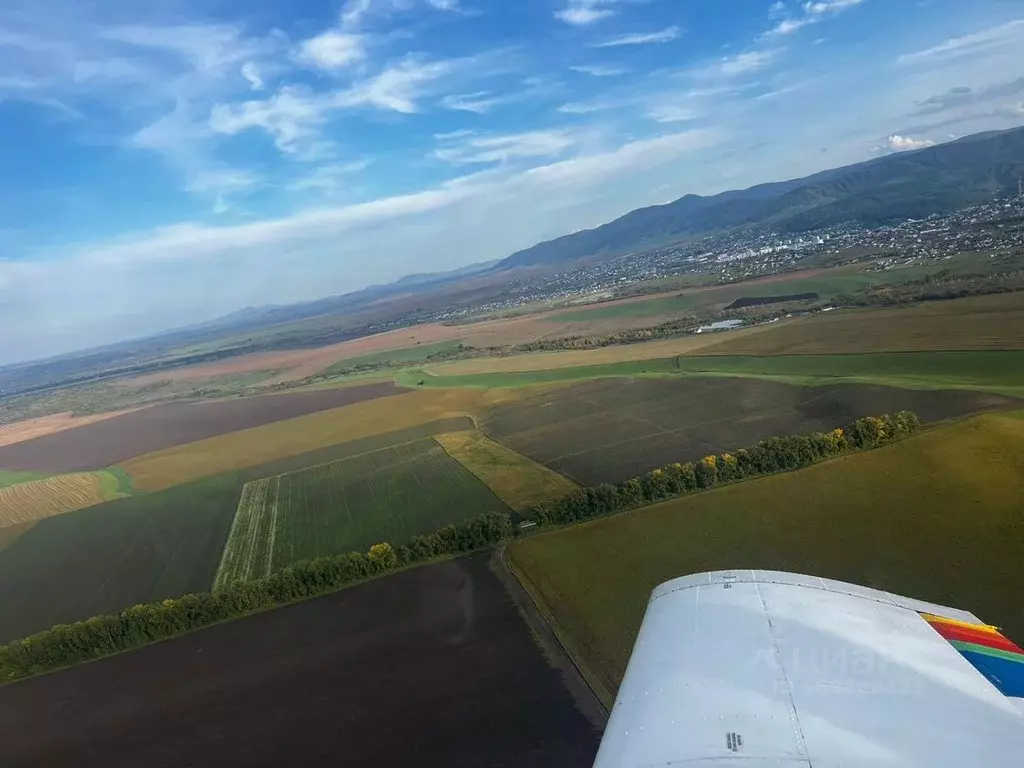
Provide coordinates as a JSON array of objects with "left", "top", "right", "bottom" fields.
[{"left": 593, "top": 571, "right": 1024, "bottom": 768}]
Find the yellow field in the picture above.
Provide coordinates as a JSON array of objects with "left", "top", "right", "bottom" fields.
[
  {"left": 425, "top": 325, "right": 782, "bottom": 375},
  {"left": 0, "top": 472, "right": 121, "bottom": 527},
  {"left": 704, "top": 292, "right": 1024, "bottom": 355},
  {"left": 435, "top": 431, "right": 578, "bottom": 512},
  {"left": 0, "top": 410, "right": 135, "bottom": 448},
  {"left": 120, "top": 387, "right": 539, "bottom": 491},
  {"left": 508, "top": 410, "right": 1024, "bottom": 703}
]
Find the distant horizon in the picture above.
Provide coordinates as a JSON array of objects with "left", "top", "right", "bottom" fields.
[
  {"left": 2, "top": 0, "right": 1023, "bottom": 363},
  {"left": 3, "top": 120, "right": 1024, "bottom": 369}
]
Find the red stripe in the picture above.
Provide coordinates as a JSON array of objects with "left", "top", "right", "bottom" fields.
[{"left": 931, "top": 623, "right": 1024, "bottom": 655}]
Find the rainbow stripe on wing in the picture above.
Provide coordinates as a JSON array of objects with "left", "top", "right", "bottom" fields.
[{"left": 922, "top": 613, "right": 1024, "bottom": 698}]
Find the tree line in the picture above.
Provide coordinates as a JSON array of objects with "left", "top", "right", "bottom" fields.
[
  {"left": 530, "top": 411, "right": 919, "bottom": 526},
  {"left": 0, "top": 512, "right": 514, "bottom": 683},
  {"left": 0, "top": 411, "right": 920, "bottom": 683}
]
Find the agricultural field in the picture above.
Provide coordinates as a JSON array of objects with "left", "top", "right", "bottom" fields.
[
  {"left": 406, "top": 349, "right": 1024, "bottom": 397},
  {"left": 508, "top": 410, "right": 1024, "bottom": 706},
  {"left": 0, "top": 556, "right": 601, "bottom": 768},
  {"left": 321, "top": 339, "right": 465, "bottom": 374},
  {"left": 703, "top": 292, "right": 1024, "bottom": 355},
  {"left": 482, "top": 376, "right": 1018, "bottom": 484},
  {"left": 0, "top": 470, "right": 124, "bottom": 527},
  {"left": 120, "top": 386, "right": 529, "bottom": 490},
  {"left": 0, "top": 419, "right": 474, "bottom": 642},
  {"left": 548, "top": 266, "right": 946, "bottom": 322},
  {"left": 0, "top": 522, "right": 33, "bottom": 552},
  {"left": 435, "top": 430, "right": 578, "bottom": 512},
  {"left": 424, "top": 324, "right": 778, "bottom": 375},
  {"left": 0, "top": 382, "right": 403, "bottom": 473},
  {"left": 214, "top": 439, "right": 509, "bottom": 587},
  {"left": 0, "top": 470, "right": 49, "bottom": 489},
  {"left": 0, "top": 410, "right": 134, "bottom": 447}
]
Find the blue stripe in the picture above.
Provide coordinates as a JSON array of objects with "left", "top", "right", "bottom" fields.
[{"left": 960, "top": 649, "right": 1024, "bottom": 698}]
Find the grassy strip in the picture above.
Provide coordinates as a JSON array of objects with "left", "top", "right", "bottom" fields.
[
  {"left": 400, "top": 350, "right": 1024, "bottom": 397},
  {"left": 435, "top": 431, "right": 579, "bottom": 512},
  {"left": 0, "top": 470, "right": 51, "bottom": 490}
]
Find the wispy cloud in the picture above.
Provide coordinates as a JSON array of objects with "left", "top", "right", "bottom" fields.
[
  {"left": 569, "top": 64, "right": 627, "bottom": 77},
  {"left": 439, "top": 77, "right": 560, "bottom": 114},
  {"left": 434, "top": 129, "right": 577, "bottom": 164},
  {"left": 765, "top": 0, "right": 865, "bottom": 37},
  {"left": 594, "top": 26, "right": 682, "bottom": 47},
  {"left": 287, "top": 160, "right": 372, "bottom": 195},
  {"left": 912, "top": 78, "right": 1024, "bottom": 116},
  {"left": 898, "top": 19, "right": 1024, "bottom": 65},
  {"left": 704, "top": 49, "right": 778, "bottom": 77},
  {"left": 646, "top": 105, "right": 700, "bottom": 124},
  {"left": 210, "top": 55, "right": 461, "bottom": 154}
]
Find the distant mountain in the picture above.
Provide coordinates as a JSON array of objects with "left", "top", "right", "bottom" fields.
[
  {"left": 187, "top": 258, "right": 501, "bottom": 335},
  {"left": 499, "top": 125, "right": 1024, "bottom": 268}
]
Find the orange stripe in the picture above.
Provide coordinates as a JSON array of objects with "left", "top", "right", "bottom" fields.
[{"left": 921, "top": 613, "right": 1002, "bottom": 636}]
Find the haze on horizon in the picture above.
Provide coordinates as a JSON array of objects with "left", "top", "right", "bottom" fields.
[{"left": 1, "top": 0, "right": 1024, "bottom": 364}]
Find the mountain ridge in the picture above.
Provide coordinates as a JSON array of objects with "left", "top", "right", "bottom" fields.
[{"left": 498, "top": 125, "right": 1024, "bottom": 268}]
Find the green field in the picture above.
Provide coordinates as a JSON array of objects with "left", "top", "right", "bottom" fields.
[
  {"left": 322, "top": 340, "right": 464, "bottom": 375},
  {"left": 214, "top": 438, "right": 510, "bottom": 587},
  {"left": 401, "top": 350, "right": 1024, "bottom": 396},
  {"left": 507, "top": 411, "right": 1024, "bottom": 705},
  {"left": 550, "top": 268, "right": 946, "bottom": 321},
  {"left": 0, "top": 470, "right": 50, "bottom": 490},
  {"left": 0, "top": 418, "right": 474, "bottom": 643}
]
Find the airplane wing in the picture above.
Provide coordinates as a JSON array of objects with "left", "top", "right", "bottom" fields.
[{"left": 593, "top": 570, "right": 1024, "bottom": 768}]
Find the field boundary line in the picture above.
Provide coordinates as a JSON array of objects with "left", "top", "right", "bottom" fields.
[
  {"left": 256, "top": 436, "right": 442, "bottom": 484},
  {"left": 497, "top": 545, "right": 612, "bottom": 719}
]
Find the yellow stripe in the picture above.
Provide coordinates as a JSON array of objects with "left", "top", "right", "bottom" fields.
[{"left": 920, "top": 613, "right": 1002, "bottom": 635}]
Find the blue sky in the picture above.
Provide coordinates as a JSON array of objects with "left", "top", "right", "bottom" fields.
[{"left": 1, "top": 0, "right": 1024, "bottom": 362}]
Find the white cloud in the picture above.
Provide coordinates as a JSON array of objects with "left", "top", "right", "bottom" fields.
[
  {"left": 884, "top": 134, "right": 935, "bottom": 152},
  {"left": 594, "top": 26, "right": 682, "bottom": 47},
  {"left": 434, "top": 129, "right": 577, "bottom": 164},
  {"left": 345, "top": 56, "right": 455, "bottom": 112},
  {"left": 767, "top": 18, "right": 810, "bottom": 36},
  {"left": 898, "top": 19, "right": 1024, "bottom": 65},
  {"left": 241, "top": 62, "right": 264, "bottom": 91},
  {"left": 211, "top": 86, "right": 333, "bottom": 155},
  {"left": 100, "top": 24, "right": 272, "bottom": 74},
  {"left": 569, "top": 64, "right": 627, "bottom": 77},
  {"left": 556, "top": 1, "right": 622, "bottom": 26},
  {"left": 297, "top": 30, "right": 366, "bottom": 70},
  {"left": 765, "top": 0, "right": 865, "bottom": 37},
  {"left": 211, "top": 56, "right": 457, "bottom": 153},
  {"left": 440, "top": 91, "right": 503, "bottom": 113},
  {"left": 716, "top": 50, "right": 778, "bottom": 76},
  {"left": 646, "top": 105, "right": 700, "bottom": 124},
  {"left": 287, "top": 160, "right": 372, "bottom": 194}
]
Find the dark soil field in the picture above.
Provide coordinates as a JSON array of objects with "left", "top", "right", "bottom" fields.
[
  {"left": 0, "top": 555, "right": 600, "bottom": 768},
  {"left": 482, "top": 377, "right": 1018, "bottom": 484},
  {"left": 0, "top": 418, "right": 474, "bottom": 643},
  {"left": 0, "top": 382, "right": 404, "bottom": 473}
]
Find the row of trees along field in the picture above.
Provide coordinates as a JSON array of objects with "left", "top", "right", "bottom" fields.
[
  {"left": 529, "top": 412, "right": 921, "bottom": 526},
  {"left": 0, "top": 411, "right": 919, "bottom": 683},
  {"left": 0, "top": 512, "right": 514, "bottom": 682}
]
